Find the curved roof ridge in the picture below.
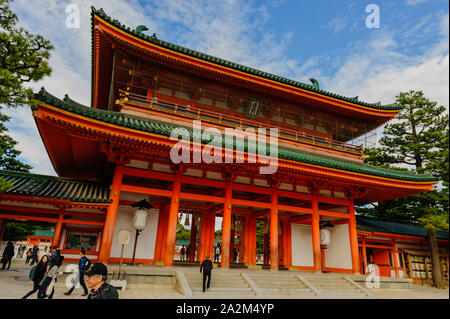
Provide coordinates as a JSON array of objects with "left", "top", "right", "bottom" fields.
[{"left": 91, "top": 7, "right": 402, "bottom": 111}]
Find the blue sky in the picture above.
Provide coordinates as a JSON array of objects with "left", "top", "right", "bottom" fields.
[{"left": 3, "top": 0, "right": 449, "bottom": 175}]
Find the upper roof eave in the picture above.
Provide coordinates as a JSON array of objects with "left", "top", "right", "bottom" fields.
[
  {"left": 33, "top": 88, "right": 437, "bottom": 185},
  {"left": 90, "top": 7, "right": 402, "bottom": 113}
]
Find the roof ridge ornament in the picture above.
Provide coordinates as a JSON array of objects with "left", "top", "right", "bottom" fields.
[
  {"left": 309, "top": 78, "right": 320, "bottom": 90},
  {"left": 135, "top": 25, "right": 148, "bottom": 35}
]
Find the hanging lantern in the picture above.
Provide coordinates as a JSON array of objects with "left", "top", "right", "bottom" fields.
[
  {"left": 184, "top": 213, "right": 190, "bottom": 226},
  {"left": 278, "top": 223, "right": 282, "bottom": 235},
  {"left": 131, "top": 199, "right": 153, "bottom": 231}
]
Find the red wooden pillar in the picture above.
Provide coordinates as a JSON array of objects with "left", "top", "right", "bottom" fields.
[
  {"left": 270, "top": 186, "right": 279, "bottom": 270},
  {"left": 198, "top": 212, "right": 207, "bottom": 262},
  {"left": 284, "top": 220, "right": 292, "bottom": 267},
  {"left": 98, "top": 164, "right": 124, "bottom": 264},
  {"left": 248, "top": 216, "right": 256, "bottom": 265},
  {"left": 221, "top": 180, "right": 232, "bottom": 268},
  {"left": 0, "top": 219, "right": 6, "bottom": 241},
  {"left": 362, "top": 239, "right": 367, "bottom": 275},
  {"left": 154, "top": 205, "right": 169, "bottom": 263},
  {"left": 243, "top": 215, "right": 250, "bottom": 264},
  {"left": 229, "top": 216, "right": 235, "bottom": 263},
  {"left": 278, "top": 220, "right": 284, "bottom": 265},
  {"left": 348, "top": 202, "right": 361, "bottom": 274},
  {"left": 164, "top": 172, "right": 182, "bottom": 267},
  {"left": 51, "top": 209, "right": 64, "bottom": 248},
  {"left": 263, "top": 223, "right": 270, "bottom": 265},
  {"left": 312, "top": 197, "right": 322, "bottom": 272},
  {"left": 238, "top": 218, "right": 244, "bottom": 263},
  {"left": 392, "top": 248, "right": 399, "bottom": 278},
  {"left": 189, "top": 213, "right": 197, "bottom": 261},
  {"left": 207, "top": 213, "right": 216, "bottom": 259}
]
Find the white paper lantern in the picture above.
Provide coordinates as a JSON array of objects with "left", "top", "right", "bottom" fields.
[{"left": 133, "top": 209, "right": 148, "bottom": 230}]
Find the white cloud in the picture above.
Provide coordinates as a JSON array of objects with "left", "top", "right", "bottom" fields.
[
  {"left": 406, "top": 0, "right": 427, "bottom": 5},
  {"left": 4, "top": 1, "right": 449, "bottom": 177}
]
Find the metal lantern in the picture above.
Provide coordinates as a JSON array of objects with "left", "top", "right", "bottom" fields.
[
  {"left": 131, "top": 199, "right": 153, "bottom": 231},
  {"left": 130, "top": 199, "right": 153, "bottom": 264},
  {"left": 184, "top": 213, "right": 190, "bottom": 226}
]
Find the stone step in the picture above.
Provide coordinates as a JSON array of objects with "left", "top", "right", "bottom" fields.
[
  {"left": 192, "top": 290, "right": 255, "bottom": 296},
  {"left": 185, "top": 278, "right": 247, "bottom": 284},
  {"left": 191, "top": 286, "right": 252, "bottom": 292},
  {"left": 260, "top": 290, "right": 315, "bottom": 296},
  {"left": 188, "top": 282, "right": 249, "bottom": 288},
  {"left": 254, "top": 283, "right": 307, "bottom": 288},
  {"left": 317, "top": 288, "right": 361, "bottom": 293},
  {"left": 250, "top": 278, "right": 301, "bottom": 284}
]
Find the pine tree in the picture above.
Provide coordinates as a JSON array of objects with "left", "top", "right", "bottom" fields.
[{"left": 357, "top": 90, "right": 449, "bottom": 288}]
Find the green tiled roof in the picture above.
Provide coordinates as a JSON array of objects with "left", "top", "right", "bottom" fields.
[
  {"left": 31, "top": 229, "right": 54, "bottom": 237},
  {"left": 34, "top": 88, "right": 436, "bottom": 183},
  {"left": 0, "top": 170, "right": 111, "bottom": 204},
  {"left": 356, "top": 216, "right": 449, "bottom": 240},
  {"left": 91, "top": 7, "right": 401, "bottom": 112}
]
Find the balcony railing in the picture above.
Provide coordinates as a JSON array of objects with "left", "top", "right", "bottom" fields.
[{"left": 117, "top": 90, "right": 363, "bottom": 155}]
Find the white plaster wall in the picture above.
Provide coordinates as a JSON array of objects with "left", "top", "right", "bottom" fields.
[
  {"left": 109, "top": 207, "right": 159, "bottom": 260},
  {"left": 291, "top": 224, "right": 313, "bottom": 267},
  {"left": 324, "top": 224, "right": 352, "bottom": 269}
]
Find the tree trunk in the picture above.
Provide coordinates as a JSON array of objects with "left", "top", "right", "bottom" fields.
[{"left": 427, "top": 228, "right": 443, "bottom": 288}]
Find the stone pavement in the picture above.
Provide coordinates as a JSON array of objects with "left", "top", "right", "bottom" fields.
[{"left": 0, "top": 258, "right": 448, "bottom": 299}]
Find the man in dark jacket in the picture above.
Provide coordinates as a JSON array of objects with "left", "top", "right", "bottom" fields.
[
  {"left": 64, "top": 248, "right": 91, "bottom": 296},
  {"left": 85, "top": 263, "right": 118, "bottom": 299},
  {"left": 1, "top": 241, "right": 15, "bottom": 270},
  {"left": 200, "top": 255, "right": 213, "bottom": 292},
  {"left": 29, "top": 245, "right": 39, "bottom": 266},
  {"left": 49, "top": 246, "right": 60, "bottom": 266}
]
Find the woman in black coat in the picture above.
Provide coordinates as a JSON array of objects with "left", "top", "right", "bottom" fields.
[
  {"left": 21, "top": 255, "right": 49, "bottom": 299},
  {"left": 1, "top": 241, "right": 15, "bottom": 270}
]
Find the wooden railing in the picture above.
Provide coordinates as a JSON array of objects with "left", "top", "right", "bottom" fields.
[{"left": 117, "top": 90, "right": 363, "bottom": 155}]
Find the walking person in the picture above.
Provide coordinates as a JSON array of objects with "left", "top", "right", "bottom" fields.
[
  {"left": 186, "top": 245, "right": 190, "bottom": 261},
  {"left": 200, "top": 255, "right": 213, "bottom": 292},
  {"left": 1, "top": 241, "right": 15, "bottom": 270},
  {"left": 233, "top": 248, "right": 238, "bottom": 263},
  {"left": 38, "top": 254, "right": 64, "bottom": 299},
  {"left": 21, "top": 255, "right": 49, "bottom": 299},
  {"left": 85, "top": 263, "right": 119, "bottom": 299},
  {"left": 29, "top": 245, "right": 39, "bottom": 266},
  {"left": 180, "top": 245, "right": 185, "bottom": 261},
  {"left": 214, "top": 244, "right": 221, "bottom": 263},
  {"left": 49, "top": 246, "right": 60, "bottom": 266},
  {"left": 25, "top": 248, "right": 32, "bottom": 264},
  {"left": 64, "top": 248, "right": 91, "bottom": 296}
]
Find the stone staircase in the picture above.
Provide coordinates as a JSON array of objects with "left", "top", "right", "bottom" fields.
[
  {"left": 248, "top": 273, "right": 315, "bottom": 296},
  {"left": 301, "top": 274, "right": 367, "bottom": 296},
  {"left": 183, "top": 271, "right": 255, "bottom": 296}
]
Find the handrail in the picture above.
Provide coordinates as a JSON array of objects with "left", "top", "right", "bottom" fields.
[{"left": 118, "top": 90, "right": 363, "bottom": 154}]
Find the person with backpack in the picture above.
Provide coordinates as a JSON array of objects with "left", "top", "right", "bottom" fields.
[
  {"left": 200, "top": 255, "right": 213, "bottom": 292},
  {"left": 64, "top": 248, "right": 91, "bottom": 296},
  {"left": 21, "top": 255, "right": 49, "bottom": 299},
  {"left": 29, "top": 245, "right": 39, "bottom": 266},
  {"left": 37, "top": 254, "right": 64, "bottom": 299},
  {"left": 1, "top": 241, "right": 15, "bottom": 270},
  {"left": 25, "top": 248, "right": 32, "bottom": 264},
  {"left": 214, "top": 244, "right": 221, "bottom": 263},
  {"left": 180, "top": 245, "right": 185, "bottom": 261},
  {"left": 49, "top": 246, "right": 60, "bottom": 266}
]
